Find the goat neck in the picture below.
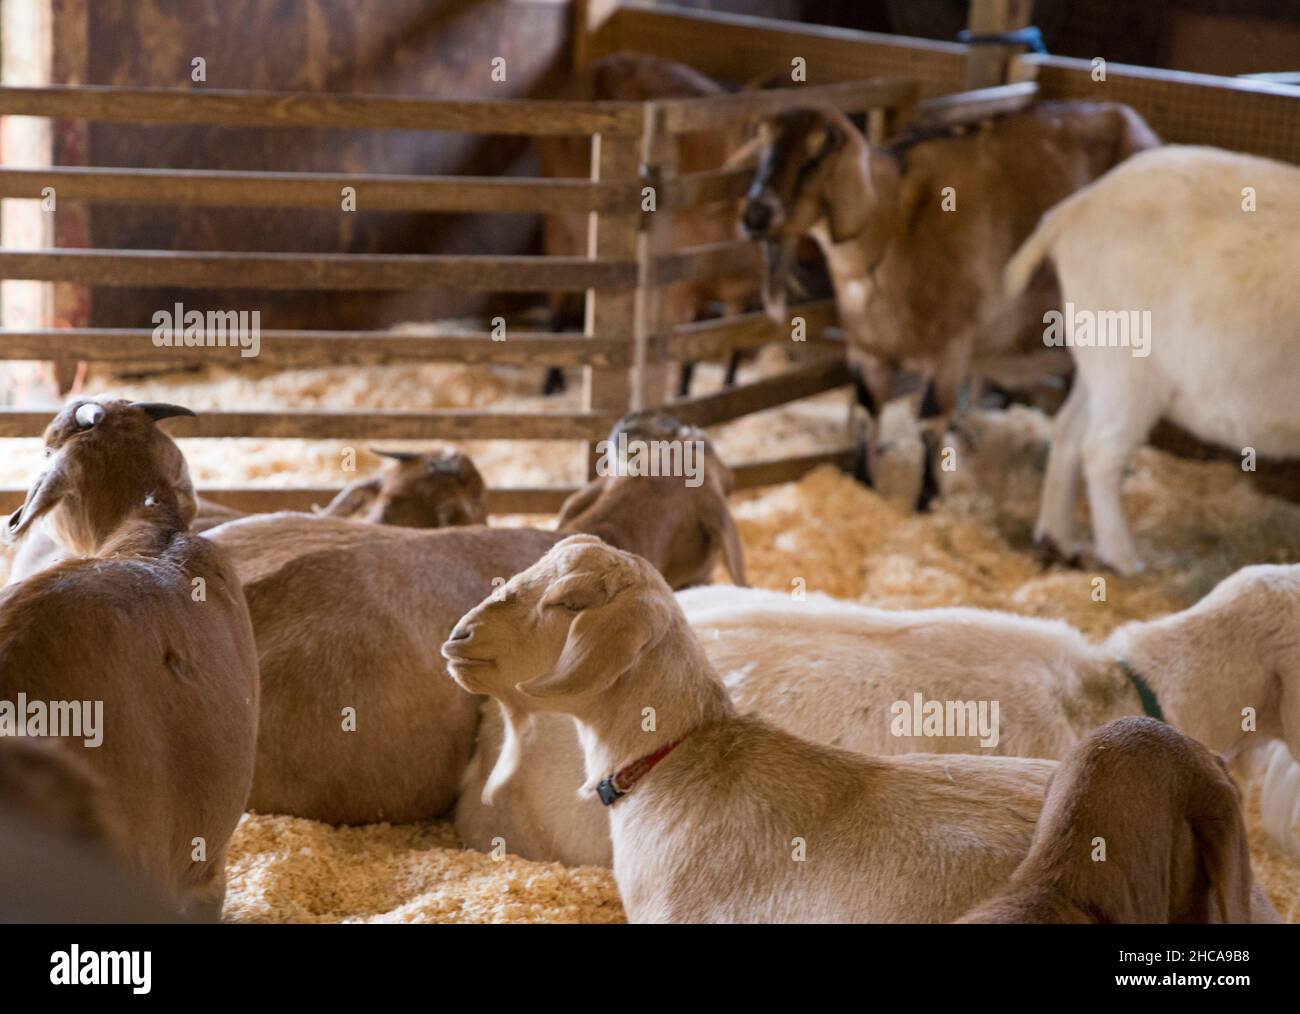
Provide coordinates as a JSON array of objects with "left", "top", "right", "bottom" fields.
[{"left": 571, "top": 610, "right": 734, "bottom": 799}]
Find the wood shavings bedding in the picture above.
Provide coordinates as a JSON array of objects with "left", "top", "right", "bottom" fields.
[{"left": 1, "top": 345, "right": 1296, "bottom": 922}]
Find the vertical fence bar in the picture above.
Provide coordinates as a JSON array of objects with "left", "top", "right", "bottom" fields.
[
  {"left": 633, "top": 101, "right": 673, "bottom": 411},
  {"left": 583, "top": 121, "right": 642, "bottom": 477}
]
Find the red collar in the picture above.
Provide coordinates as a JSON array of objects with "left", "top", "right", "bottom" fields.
[{"left": 596, "top": 737, "right": 684, "bottom": 806}]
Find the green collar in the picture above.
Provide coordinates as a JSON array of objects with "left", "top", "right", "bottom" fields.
[{"left": 1118, "top": 657, "right": 1165, "bottom": 722}]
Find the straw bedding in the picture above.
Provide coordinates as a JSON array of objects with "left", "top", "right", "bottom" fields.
[{"left": 1, "top": 345, "right": 1296, "bottom": 923}]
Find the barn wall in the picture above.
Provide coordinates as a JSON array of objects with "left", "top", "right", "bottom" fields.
[{"left": 83, "top": 0, "right": 577, "bottom": 330}]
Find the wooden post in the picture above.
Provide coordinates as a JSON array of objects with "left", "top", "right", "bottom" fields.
[
  {"left": 583, "top": 126, "right": 640, "bottom": 478},
  {"left": 572, "top": 0, "right": 622, "bottom": 73},
  {"left": 964, "top": 0, "right": 1034, "bottom": 90},
  {"left": 633, "top": 103, "right": 672, "bottom": 411}
]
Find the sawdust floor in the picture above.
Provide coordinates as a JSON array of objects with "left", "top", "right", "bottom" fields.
[{"left": 2, "top": 345, "right": 1297, "bottom": 923}]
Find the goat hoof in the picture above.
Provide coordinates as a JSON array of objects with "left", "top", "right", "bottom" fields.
[{"left": 1032, "top": 535, "right": 1084, "bottom": 570}]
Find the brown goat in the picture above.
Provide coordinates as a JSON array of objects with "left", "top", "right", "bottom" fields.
[
  {"left": 0, "top": 739, "right": 183, "bottom": 923},
  {"left": 205, "top": 411, "right": 745, "bottom": 825},
  {"left": 740, "top": 101, "right": 1158, "bottom": 504},
  {"left": 8, "top": 447, "right": 488, "bottom": 581},
  {"left": 0, "top": 399, "right": 259, "bottom": 918},
  {"left": 957, "top": 717, "right": 1261, "bottom": 923}
]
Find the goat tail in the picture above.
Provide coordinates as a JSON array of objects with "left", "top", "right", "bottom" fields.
[
  {"left": 1004, "top": 198, "right": 1076, "bottom": 301},
  {"left": 1246, "top": 740, "right": 1300, "bottom": 857}
]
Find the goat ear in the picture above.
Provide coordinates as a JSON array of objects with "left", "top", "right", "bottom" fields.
[
  {"left": 5, "top": 461, "right": 69, "bottom": 542},
  {"left": 556, "top": 479, "right": 604, "bottom": 529},
  {"left": 517, "top": 582, "right": 658, "bottom": 700},
  {"left": 317, "top": 476, "right": 381, "bottom": 518},
  {"left": 1190, "top": 763, "right": 1255, "bottom": 923},
  {"left": 702, "top": 499, "right": 747, "bottom": 587},
  {"left": 824, "top": 127, "right": 870, "bottom": 245}
]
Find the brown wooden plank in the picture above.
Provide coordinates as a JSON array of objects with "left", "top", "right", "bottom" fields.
[
  {"left": 655, "top": 77, "right": 920, "bottom": 134},
  {"left": 906, "top": 81, "right": 1038, "bottom": 131},
  {"left": 964, "top": 0, "right": 1034, "bottom": 90},
  {"left": 0, "top": 249, "right": 636, "bottom": 292},
  {"left": 732, "top": 447, "right": 855, "bottom": 490},
  {"left": 661, "top": 166, "right": 751, "bottom": 211},
  {"left": 660, "top": 300, "right": 839, "bottom": 361},
  {"left": 0, "top": 166, "right": 638, "bottom": 214},
  {"left": 606, "top": 5, "right": 966, "bottom": 100},
  {"left": 670, "top": 355, "right": 851, "bottom": 427},
  {"left": 0, "top": 328, "right": 630, "bottom": 368},
  {"left": 0, "top": 84, "right": 645, "bottom": 136},
  {"left": 0, "top": 408, "right": 615, "bottom": 440},
  {"left": 654, "top": 240, "right": 760, "bottom": 286},
  {"left": 0, "top": 484, "right": 581, "bottom": 516}
]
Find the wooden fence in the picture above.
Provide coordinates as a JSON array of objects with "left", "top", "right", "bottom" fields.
[
  {"left": 1, "top": 0, "right": 1295, "bottom": 517},
  {"left": 0, "top": 73, "right": 918, "bottom": 515}
]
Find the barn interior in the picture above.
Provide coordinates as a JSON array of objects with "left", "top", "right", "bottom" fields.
[{"left": 0, "top": 0, "right": 1298, "bottom": 925}]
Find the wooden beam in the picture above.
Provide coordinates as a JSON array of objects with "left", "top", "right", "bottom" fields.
[
  {"left": 0, "top": 328, "right": 630, "bottom": 368},
  {"left": 0, "top": 249, "right": 637, "bottom": 292},
  {"left": 906, "top": 81, "right": 1038, "bottom": 132},
  {"left": 660, "top": 300, "right": 838, "bottom": 361},
  {"left": 0, "top": 84, "right": 645, "bottom": 136},
  {"left": 654, "top": 240, "right": 760, "bottom": 286},
  {"left": 731, "top": 447, "right": 855, "bottom": 490},
  {"left": 0, "top": 408, "right": 615, "bottom": 440},
  {"left": 964, "top": 0, "right": 1035, "bottom": 90},
  {"left": 0, "top": 166, "right": 639, "bottom": 214},
  {"left": 670, "top": 355, "right": 851, "bottom": 427},
  {"left": 654, "top": 77, "right": 919, "bottom": 133}
]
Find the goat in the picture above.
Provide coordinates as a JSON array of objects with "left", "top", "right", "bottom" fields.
[
  {"left": 0, "top": 739, "right": 184, "bottom": 923},
  {"left": 957, "top": 717, "right": 1259, "bottom": 923},
  {"left": 7, "top": 446, "right": 487, "bottom": 582},
  {"left": 537, "top": 53, "right": 755, "bottom": 398},
  {"left": 442, "top": 535, "right": 1073, "bottom": 923},
  {"left": 0, "top": 399, "right": 259, "bottom": 918},
  {"left": 455, "top": 563, "right": 1300, "bottom": 868},
  {"left": 1005, "top": 145, "right": 1300, "bottom": 573},
  {"left": 202, "top": 412, "right": 745, "bottom": 825},
  {"left": 740, "top": 102, "right": 1157, "bottom": 506}
]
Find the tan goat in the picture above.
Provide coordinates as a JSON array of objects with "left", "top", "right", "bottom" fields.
[
  {"left": 443, "top": 536, "right": 1062, "bottom": 922},
  {"left": 204, "top": 413, "right": 744, "bottom": 825},
  {"left": 0, "top": 399, "right": 259, "bottom": 918},
  {"left": 739, "top": 102, "right": 1157, "bottom": 503},
  {"left": 8, "top": 446, "right": 487, "bottom": 582},
  {"left": 957, "top": 717, "right": 1259, "bottom": 923}
]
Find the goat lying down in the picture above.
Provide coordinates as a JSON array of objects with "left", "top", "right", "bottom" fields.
[
  {"left": 958, "top": 717, "right": 1259, "bottom": 923},
  {"left": 456, "top": 564, "right": 1300, "bottom": 867},
  {"left": 1005, "top": 145, "right": 1300, "bottom": 574},
  {"left": 0, "top": 739, "right": 183, "bottom": 923},
  {"left": 0, "top": 399, "right": 259, "bottom": 918},
  {"left": 6, "top": 446, "right": 486, "bottom": 583},
  {"left": 445, "top": 539, "right": 1278, "bottom": 923},
  {"left": 740, "top": 101, "right": 1157, "bottom": 502},
  {"left": 203, "top": 413, "right": 745, "bottom": 825}
]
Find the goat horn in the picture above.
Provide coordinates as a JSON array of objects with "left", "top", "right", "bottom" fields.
[
  {"left": 370, "top": 447, "right": 422, "bottom": 463},
  {"left": 131, "top": 402, "right": 197, "bottom": 423}
]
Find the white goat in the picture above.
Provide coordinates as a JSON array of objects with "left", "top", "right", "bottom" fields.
[
  {"left": 1005, "top": 145, "right": 1300, "bottom": 573},
  {"left": 444, "top": 536, "right": 1068, "bottom": 923},
  {"left": 0, "top": 399, "right": 259, "bottom": 918},
  {"left": 456, "top": 563, "right": 1300, "bottom": 866}
]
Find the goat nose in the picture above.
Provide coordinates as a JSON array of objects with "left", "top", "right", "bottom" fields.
[
  {"left": 447, "top": 623, "right": 473, "bottom": 642},
  {"left": 742, "top": 199, "right": 774, "bottom": 236}
]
